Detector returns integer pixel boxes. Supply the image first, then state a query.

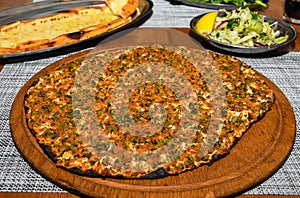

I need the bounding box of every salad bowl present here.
[190,10,297,56]
[172,0,268,10]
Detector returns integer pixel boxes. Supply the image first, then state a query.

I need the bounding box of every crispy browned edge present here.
[0,0,138,54]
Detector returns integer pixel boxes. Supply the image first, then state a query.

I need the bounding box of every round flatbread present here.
[24,46,275,178]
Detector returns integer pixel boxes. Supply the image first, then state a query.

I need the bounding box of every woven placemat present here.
[1,0,299,195]
[1,50,299,195]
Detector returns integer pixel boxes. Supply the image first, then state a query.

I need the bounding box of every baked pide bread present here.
[24,46,275,178]
[0,0,139,54]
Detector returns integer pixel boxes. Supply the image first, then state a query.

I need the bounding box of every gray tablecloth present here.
[1,0,300,195]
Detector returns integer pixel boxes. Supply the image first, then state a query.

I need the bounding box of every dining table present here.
[0,0,299,197]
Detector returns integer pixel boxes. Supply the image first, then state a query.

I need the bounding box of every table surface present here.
[0,0,299,197]
[0,0,299,70]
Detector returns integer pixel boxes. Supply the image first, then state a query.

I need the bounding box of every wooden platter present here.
[10,49,296,198]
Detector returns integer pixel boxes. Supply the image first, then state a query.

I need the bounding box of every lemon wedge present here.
[195,12,218,35]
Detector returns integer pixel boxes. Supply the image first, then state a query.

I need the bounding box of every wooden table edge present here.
[1,192,300,198]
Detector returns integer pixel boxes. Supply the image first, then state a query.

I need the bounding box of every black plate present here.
[0,0,153,62]
[171,0,268,10]
[190,12,297,56]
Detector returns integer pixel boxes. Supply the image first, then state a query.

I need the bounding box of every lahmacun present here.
[24,46,274,178]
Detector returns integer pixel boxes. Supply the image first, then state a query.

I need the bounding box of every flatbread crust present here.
[0,0,138,54]
[106,0,139,18]
[24,46,275,179]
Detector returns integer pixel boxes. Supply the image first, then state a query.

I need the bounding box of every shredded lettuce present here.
[191,0,267,7]
[208,7,289,47]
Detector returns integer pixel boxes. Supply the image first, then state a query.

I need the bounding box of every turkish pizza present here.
[24,46,275,178]
[0,0,139,54]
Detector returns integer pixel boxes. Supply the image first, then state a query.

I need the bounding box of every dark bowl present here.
[172,0,268,10]
[190,12,297,56]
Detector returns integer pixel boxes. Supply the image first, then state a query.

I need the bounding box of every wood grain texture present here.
[0,0,32,10]
[1,192,300,198]
[9,49,296,198]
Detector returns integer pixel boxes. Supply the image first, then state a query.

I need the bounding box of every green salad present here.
[208,7,289,47]
[191,0,267,7]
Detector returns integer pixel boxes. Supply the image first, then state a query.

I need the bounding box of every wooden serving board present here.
[10,50,296,198]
